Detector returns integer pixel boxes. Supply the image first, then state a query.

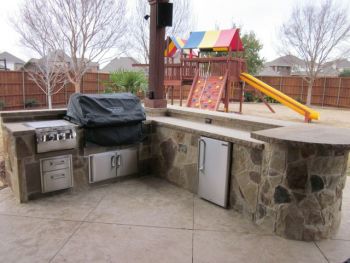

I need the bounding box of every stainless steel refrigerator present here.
[198,137,232,207]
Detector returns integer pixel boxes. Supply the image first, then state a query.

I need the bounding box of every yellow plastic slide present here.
[240,72,320,121]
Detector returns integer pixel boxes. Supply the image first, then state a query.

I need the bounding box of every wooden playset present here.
[163,28,320,122]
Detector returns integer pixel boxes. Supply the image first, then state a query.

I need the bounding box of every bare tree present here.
[15,0,127,93]
[280,0,350,105]
[129,0,194,63]
[25,51,68,109]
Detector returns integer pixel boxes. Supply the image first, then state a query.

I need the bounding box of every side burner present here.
[26,120,77,153]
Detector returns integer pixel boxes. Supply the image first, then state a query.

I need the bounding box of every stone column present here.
[252,125,350,241]
[258,143,349,241]
[144,0,168,109]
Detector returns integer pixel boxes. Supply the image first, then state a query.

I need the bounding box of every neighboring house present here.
[259,55,350,77]
[0,51,25,70]
[102,57,148,75]
[256,66,282,77]
[23,50,99,72]
[320,59,350,76]
[261,55,306,76]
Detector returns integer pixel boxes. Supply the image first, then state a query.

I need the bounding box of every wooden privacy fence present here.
[0,70,110,110]
[1,71,350,110]
[169,76,350,109]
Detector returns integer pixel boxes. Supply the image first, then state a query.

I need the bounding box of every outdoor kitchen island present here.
[1,105,350,241]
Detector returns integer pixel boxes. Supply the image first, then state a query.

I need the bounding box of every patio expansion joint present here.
[192,194,195,263]
[330,238,350,242]
[192,227,275,236]
[0,212,83,223]
[314,241,330,263]
[79,220,195,231]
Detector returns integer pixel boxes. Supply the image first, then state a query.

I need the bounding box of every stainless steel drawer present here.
[42,156,70,172]
[41,168,72,193]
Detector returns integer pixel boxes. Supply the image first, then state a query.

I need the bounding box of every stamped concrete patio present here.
[0,176,349,263]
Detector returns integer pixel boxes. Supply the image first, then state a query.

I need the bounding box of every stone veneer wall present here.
[229,145,263,219]
[152,125,199,193]
[256,143,349,241]
[3,127,88,202]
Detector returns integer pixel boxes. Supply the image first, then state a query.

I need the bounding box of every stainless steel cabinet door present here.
[198,137,232,207]
[89,151,118,183]
[117,147,138,177]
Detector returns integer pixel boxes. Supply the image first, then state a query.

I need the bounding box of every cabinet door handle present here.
[116,154,121,168]
[111,155,116,168]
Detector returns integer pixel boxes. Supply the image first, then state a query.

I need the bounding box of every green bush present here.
[105,70,148,94]
[264,96,279,104]
[244,92,254,102]
[0,100,5,110]
[25,98,38,108]
[339,69,350,77]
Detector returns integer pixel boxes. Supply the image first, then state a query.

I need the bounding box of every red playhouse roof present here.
[183,29,244,52]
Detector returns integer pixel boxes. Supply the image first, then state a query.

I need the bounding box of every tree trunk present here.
[74,82,81,93]
[306,80,314,106]
[48,94,52,109]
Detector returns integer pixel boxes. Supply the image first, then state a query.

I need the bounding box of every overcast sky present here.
[0,0,349,63]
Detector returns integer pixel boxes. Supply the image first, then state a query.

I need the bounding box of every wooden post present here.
[65,83,68,104]
[336,78,342,107]
[97,71,100,94]
[238,81,244,114]
[180,51,183,106]
[322,77,327,107]
[279,76,283,91]
[171,86,174,105]
[144,0,168,108]
[22,70,26,109]
[179,85,183,106]
[300,78,304,102]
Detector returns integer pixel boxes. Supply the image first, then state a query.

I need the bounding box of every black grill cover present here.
[65,93,146,146]
[66,93,146,127]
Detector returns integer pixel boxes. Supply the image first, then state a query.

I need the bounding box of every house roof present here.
[257,66,282,76]
[318,66,340,77]
[25,50,98,68]
[0,52,25,64]
[265,55,305,67]
[323,59,350,69]
[102,57,140,72]
[183,29,244,52]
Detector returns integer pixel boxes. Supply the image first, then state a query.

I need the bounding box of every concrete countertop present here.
[166,105,298,128]
[2,119,77,136]
[2,122,36,136]
[251,125,350,148]
[148,116,265,149]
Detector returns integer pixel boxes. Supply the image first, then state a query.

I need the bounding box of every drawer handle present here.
[50,174,66,180]
[50,160,66,166]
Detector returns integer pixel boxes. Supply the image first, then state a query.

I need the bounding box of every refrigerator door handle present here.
[198,139,206,172]
[111,155,116,168]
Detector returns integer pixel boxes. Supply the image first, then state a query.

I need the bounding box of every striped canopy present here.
[164,37,186,57]
[183,29,244,52]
